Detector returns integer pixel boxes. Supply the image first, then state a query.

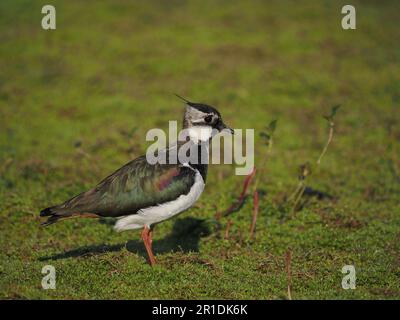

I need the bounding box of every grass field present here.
[0,0,399,299]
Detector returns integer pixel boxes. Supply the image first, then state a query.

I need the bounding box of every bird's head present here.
[177,95,234,142]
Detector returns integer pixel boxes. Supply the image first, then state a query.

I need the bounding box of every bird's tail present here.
[39,206,72,226]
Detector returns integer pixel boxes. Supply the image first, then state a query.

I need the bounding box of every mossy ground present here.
[0,0,399,299]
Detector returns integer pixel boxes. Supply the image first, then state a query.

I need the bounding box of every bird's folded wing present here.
[59,156,196,217]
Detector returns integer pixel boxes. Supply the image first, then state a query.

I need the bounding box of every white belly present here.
[114,170,205,231]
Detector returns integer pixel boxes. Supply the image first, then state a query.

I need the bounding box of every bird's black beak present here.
[217,121,234,134]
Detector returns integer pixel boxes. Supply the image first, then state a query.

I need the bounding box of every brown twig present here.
[215,167,256,219]
[247,124,275,237]
[238,227,244,246]
[224,219,232,239]
[249,190,259,240]
[285,249,293,300]
[215,120,276,241]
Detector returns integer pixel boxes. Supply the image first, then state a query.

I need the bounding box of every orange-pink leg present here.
[141,226,156,266]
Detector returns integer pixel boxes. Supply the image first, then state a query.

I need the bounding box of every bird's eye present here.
[204,115,213,123]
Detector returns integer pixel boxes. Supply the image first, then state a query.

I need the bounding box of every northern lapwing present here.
[40,97,233,265]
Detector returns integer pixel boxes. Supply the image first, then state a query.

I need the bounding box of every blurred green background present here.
[0,0,399,299]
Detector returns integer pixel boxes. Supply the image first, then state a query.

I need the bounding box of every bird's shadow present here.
[39,217,211,262]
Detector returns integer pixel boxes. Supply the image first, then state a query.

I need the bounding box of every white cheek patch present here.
[191,118,205,124]
[188,126,213,142]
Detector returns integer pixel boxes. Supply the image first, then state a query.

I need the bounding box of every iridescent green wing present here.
[61,156,196,217]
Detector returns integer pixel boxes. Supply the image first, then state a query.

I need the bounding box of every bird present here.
[40,96,233,265]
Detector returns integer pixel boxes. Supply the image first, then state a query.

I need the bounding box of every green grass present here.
[1,0,399,299]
